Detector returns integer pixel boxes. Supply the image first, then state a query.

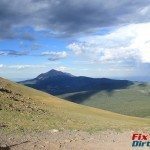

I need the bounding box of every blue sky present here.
[0,0,150,81]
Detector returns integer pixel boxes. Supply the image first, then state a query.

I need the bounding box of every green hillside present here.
[60,83,150,118]
[0,78,150,134]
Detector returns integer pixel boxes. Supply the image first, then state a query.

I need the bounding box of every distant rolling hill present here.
[60,83,150,118]
[20,69,133,95]
[1,77,150,134]
[20,70,150,118]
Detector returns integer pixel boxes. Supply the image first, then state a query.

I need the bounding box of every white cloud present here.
[0,51,7,56]
[8,65,48,70]
[0,50,28,56]
[68,22,150,64]
[0,64,48,70]
[67,43,86,55]
[140,6,150,16]
[0,64,4,68]
[41,51,67,61]
[56,66,69,71]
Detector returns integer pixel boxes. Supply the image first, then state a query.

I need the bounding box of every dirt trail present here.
[0,130,149,150]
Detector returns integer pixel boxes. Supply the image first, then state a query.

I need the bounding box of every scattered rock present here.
[41,145,45,148]
[0,145,10,150]
[59,142,62,148]
[65,139,73,143]
[10,96,19,101]
[0,131,134,150]
[33,144,37,148]
[0,124,8,128]
[50,129,59,133]
[0,87,12,94]
[0,144,7,147]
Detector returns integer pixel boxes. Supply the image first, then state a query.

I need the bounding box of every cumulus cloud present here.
[68,23,150,64]
[0,0,150,39]
[67,43,86,55]
[41,51,67,61]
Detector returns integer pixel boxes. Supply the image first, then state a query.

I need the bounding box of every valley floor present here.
[0,130,149,150]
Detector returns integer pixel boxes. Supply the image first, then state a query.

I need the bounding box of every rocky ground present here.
[1,130,149,150]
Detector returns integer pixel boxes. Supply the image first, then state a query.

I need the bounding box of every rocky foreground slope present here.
[0,77,150,149]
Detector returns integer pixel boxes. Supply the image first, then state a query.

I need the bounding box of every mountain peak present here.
[48,69,73,76]
[36,69,74,80]
[49,69,62,73]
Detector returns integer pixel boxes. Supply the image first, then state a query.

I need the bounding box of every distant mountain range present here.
[20,69,133,95]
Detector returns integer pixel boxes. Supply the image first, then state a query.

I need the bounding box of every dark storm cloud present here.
[0,0,150,39]
[0,0,28,39]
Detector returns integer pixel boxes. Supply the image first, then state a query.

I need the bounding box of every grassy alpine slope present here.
[60,83,150,118]
[0,77,150,134]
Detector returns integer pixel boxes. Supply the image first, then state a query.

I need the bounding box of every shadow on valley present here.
[62,90,101,103]
[138,83,147,87]
[60,83,133,104]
